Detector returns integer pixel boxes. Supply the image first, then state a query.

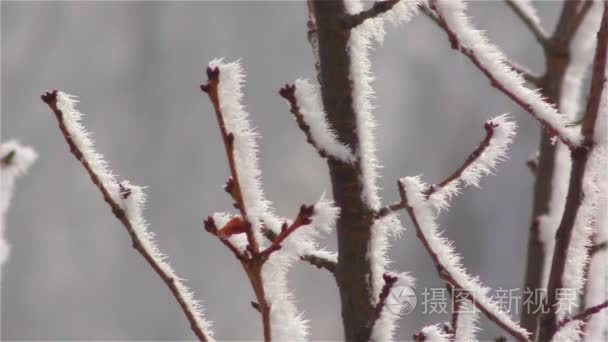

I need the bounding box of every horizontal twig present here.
[262,220,336,274]
[342,0,400,29]
[558,300,608,327]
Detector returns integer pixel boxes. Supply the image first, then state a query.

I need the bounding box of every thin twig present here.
[279,84,328,158]
[558,300,608,327]
[201,66,260,254]
[204,217,246,260]
[41,91,212,342]
[201,67,271,341]
[365,273,399,339]
[377,119,497,218]
[427,0,578,149]
[449,287,462,340]
[300,254,337,274]
[401,182,530,341]
[262,221,336,274]
[342,0,400,29]
[504,0,548,45]
[260,205,314,260]
[504,60,544,86]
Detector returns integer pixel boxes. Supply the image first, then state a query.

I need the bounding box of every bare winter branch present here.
[504,60,544,86]
[41,91,213,342]
[540,3,608,340]
[400,180,530,341]
[201,66,260,254]
[261,204,314,260]
[342,0,400,29]
[262,225,337,274]
[377,115,512,218]
[558,300,608,327]
[365,273,399,339]
[504,0,548,45]
[428,0,582,149]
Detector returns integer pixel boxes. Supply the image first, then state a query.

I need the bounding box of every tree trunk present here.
[313,1,376,340]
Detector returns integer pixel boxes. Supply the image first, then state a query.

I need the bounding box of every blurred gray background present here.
[1,1,567,340]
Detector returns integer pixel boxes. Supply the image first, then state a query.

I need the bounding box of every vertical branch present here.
[201,67,259,254]
[539,3,608,340]
[312,1,377,340]
[201,67,271,341]
[521,0,599,333]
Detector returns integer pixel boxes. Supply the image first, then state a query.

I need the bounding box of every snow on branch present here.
[343,0,421,44]
[413,324,452,342]
[558,147,606,318]
[279,80,355,163]
[551,320,584,342]
[428,0,583,149]
[453,299,480,342]
[400,176,530,341]
[40,91,214,342]
[504,0,547,44]
[365,272,399,341]
[201,59,349,341]
[558,300,608,330]
[370,271,416,341]
[537,3,604,289]
[378,114,516,218]
[200,60,267,251]
[342,3,412,337]
[586,166,608,341]
[201,60,340,266]
[1,141,37,267]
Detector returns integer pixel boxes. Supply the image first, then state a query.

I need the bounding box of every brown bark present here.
[520,1,595,334]
[539,3,608,340]
[312,1,377,340]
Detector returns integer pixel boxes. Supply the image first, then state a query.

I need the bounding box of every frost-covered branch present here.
[1,141,37,268]
[413,324,452,342]
[378,114,516,218]
[428,0,582,149]
[40,91,214,342]
[558,300,608,328]
[504,60,543,86]
[453,298,480,342]
[384,115,525,340]
[261,204,314,259]
[342,0,400,29]
[200,65,261,254]
[365,273,398,340]
[400,176,530,341]
[201,59,343,341]
[261,220,337,274]
[279,81,355,163]
[540,4,608,340]
[504,0,547,45]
